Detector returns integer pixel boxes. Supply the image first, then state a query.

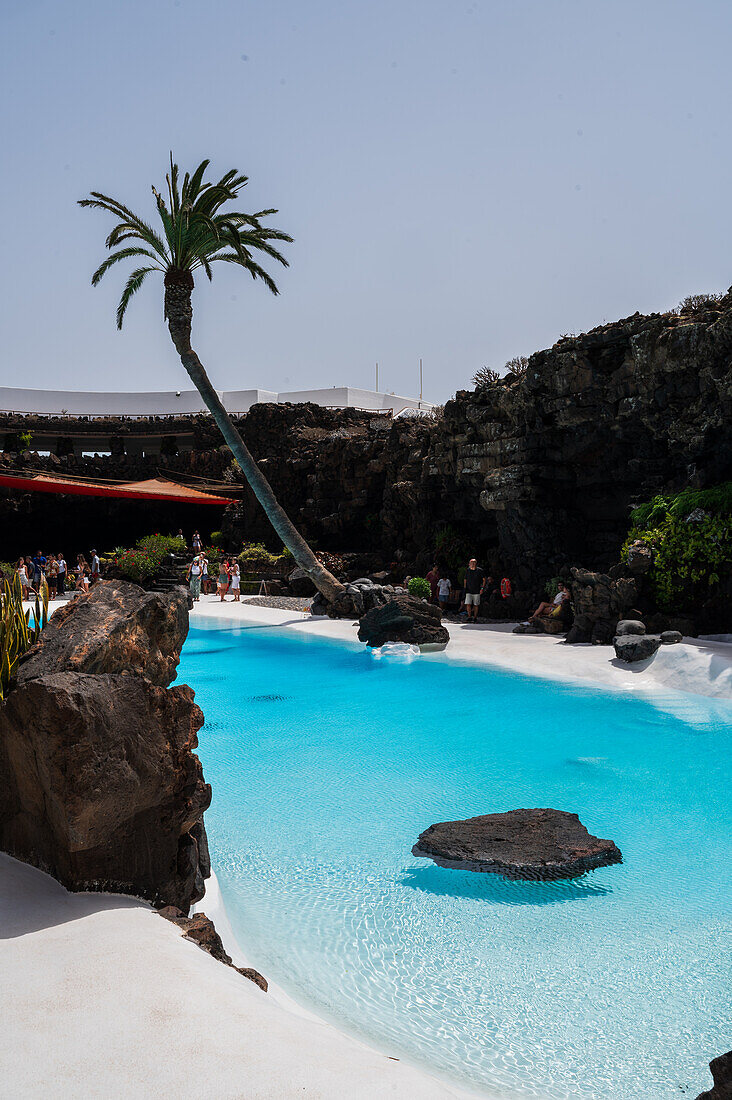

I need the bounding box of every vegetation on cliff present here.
[622,484,732,611]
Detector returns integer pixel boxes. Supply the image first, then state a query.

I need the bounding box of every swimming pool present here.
[179,620,732,1100]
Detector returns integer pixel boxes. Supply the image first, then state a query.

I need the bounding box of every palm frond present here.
[92,247,163,285]
[80,158,292,315]
[115,266,157,328]
[211,253,280,295]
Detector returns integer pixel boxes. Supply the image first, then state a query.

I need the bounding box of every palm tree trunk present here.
[164,271,345,604]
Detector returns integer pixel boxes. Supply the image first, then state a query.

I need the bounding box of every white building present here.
[0,386,433,419]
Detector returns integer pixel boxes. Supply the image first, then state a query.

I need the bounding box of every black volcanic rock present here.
[358,595,449,648]
[18,579,188,688]
[0,585,210,910]
[613,634,662,662]
[412,808,622,880]
[696,1051,732,1100]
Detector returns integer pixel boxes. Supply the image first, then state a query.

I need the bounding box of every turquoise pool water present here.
[179,621,732,1100]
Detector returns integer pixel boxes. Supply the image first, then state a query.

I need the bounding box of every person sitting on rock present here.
[530,583,570,623]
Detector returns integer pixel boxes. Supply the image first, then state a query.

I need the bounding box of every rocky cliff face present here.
[2,297,730,598]
[224,299,731,590]
[0,582,210,910]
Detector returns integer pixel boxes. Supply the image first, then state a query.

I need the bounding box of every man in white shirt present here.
[90,550,101,585]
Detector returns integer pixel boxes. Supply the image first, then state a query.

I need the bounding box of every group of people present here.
[186,553,241,603]
[15,549,101,599]
[424,559,514,620]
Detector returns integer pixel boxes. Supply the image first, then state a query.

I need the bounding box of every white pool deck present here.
[3,595,730,1099]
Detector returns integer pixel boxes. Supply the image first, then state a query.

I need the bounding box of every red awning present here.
[0,471,232,505]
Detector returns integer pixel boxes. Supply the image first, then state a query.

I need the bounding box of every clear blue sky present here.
[2,0,731,403]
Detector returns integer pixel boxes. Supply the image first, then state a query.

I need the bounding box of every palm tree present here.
[79,157,345,604]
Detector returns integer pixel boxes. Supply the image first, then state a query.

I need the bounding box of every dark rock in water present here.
[358,594,449,648]
[161,909,268,992]
[696,1050,732,1100]
[413,807,622,880]
[615,619,646,636]
[0,585,210,911]
[613,633,662,662]
[18,579,188,688]
[661,630,683,644]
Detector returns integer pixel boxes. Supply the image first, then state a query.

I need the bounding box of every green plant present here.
[209,530,224,546]
[18,430,32,450]
[544,576,562,599]
[408,576,431,599]
[622,483,732,610]
[1,574,48,701]
[238,541,279,567]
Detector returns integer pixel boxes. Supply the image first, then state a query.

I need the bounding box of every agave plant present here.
[0,574,49,701]
[79,157,345,605]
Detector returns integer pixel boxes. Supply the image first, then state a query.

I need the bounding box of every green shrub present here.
[622,484,732,610]
[238,541,278,567]
[544,576,562,599]
[408,576,431,599]
[209,530,224,545]
[136,533,184,555]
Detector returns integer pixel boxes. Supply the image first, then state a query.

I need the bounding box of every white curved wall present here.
[0,386,432,417]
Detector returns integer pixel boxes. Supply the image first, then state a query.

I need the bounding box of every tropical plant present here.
[621,484,732,610]
[79,157,344,605]
[18,430,33,450]
[407,576,431,599]
[0,573,49,701]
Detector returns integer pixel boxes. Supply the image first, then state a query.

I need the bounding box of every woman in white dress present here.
[16,557,30,598]
[229,561,241,602]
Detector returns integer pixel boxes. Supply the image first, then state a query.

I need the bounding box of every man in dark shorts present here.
[463,558,485,621]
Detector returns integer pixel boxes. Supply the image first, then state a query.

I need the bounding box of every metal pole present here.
[419,358,423,405]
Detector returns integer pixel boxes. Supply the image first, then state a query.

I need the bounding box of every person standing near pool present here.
[218,558,230,602]
[89,549,101,585]
[229,560,241,602]
[31,549,46,592]
[187,554,202,601]
[426,562,440,603]
[463,558,485,621]
[437,572,452,610]
[56,552,67,597]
